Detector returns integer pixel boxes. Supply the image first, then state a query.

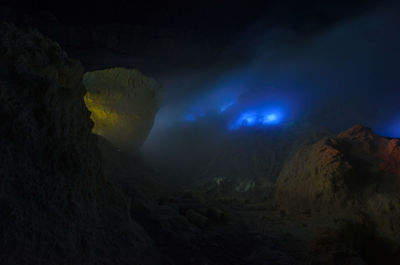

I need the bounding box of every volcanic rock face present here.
[275,125,400,238]
[83,67,162,148]
[0,24,151,265]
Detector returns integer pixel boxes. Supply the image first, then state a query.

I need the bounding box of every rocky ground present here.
[103,126,400,264]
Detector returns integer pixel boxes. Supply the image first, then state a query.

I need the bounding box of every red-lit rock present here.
[337,125,400,179]
[380,139,400,178]
[275,125,400,238]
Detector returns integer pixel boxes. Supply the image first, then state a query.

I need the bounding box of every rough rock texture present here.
[337,126,400,179]
[0,24,152,265]
[275,125,400,239]
[83,67,162,148]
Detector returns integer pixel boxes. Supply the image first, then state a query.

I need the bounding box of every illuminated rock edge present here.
[83,67,162,148]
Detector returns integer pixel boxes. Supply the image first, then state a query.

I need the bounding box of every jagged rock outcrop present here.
[275,125,400,238]
[83,67,162,148]
[0,24,152,265]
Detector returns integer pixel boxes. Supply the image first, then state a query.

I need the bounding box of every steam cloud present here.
[145,1,400,149]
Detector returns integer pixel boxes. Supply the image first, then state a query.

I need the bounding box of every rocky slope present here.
[0,23,153,265]
[84,67,162,148]
[275,125,400,239]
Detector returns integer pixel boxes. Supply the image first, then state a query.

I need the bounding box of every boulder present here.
[275,125,400,238]
[83,67,162,148]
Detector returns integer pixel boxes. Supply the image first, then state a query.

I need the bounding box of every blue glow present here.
[229,108,285,130]
[177,66,297,130]
[377,119,400,138]
[219,100,236,113]
[240,112,257,125]
[263,113,279,124]
[185,113,196,122]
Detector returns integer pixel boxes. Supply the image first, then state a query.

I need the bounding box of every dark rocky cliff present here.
[0,23,152,265]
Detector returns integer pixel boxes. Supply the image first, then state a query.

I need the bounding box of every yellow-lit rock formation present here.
[83,67,162,148]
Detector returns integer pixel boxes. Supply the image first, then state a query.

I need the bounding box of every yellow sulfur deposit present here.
[83,68,162,148]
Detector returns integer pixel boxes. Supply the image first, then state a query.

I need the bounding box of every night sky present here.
[6,0,382,32]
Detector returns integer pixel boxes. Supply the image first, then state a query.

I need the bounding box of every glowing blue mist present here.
[144,4,400,151]
[377,118,400,138]
[184,107,207,122]
[184,113,197,122]
[219,100,236,113]
[228,105,285,130]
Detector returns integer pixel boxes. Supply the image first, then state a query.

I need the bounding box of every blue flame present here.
[229,108,285,130]
[262,113,280,124]
[238,112,257,125]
